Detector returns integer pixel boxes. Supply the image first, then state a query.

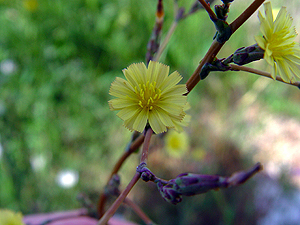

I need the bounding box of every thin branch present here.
[185,39,223,93]
[97,134,144,217]
[98,129,153,224]
[230,0,265,33]
[230,64,300,88]
[154,0,217,61]
[198,0,218,21]
[97,172,141,225]
[146,0,164,64]
[109,134,145,180]
[185,0,265,94]
[153,20,178,61]
[124,198,154,225]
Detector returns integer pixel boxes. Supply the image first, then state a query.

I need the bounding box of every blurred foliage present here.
[0,0,300,224]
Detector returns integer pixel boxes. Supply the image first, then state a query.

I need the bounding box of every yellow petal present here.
[159,71,183,91]
[254,36,266,50]
[148,110,167,134]
[109,98,137,110]
[133,108,148,133]
[109,77,136,99]
[156,108,175,128]
[117,106,141,120]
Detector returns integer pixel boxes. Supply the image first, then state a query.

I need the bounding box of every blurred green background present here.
[1,0,300,224]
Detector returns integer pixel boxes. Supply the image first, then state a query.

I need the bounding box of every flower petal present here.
[159,71,183,93]
[109,98,137,110]
[109,77,136,99]
[117,106,141,121]
[148,109,167,134]
[133,108,148,133]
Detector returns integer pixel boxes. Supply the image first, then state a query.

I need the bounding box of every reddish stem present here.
[97,134,144,217]
[97,172,141,225]
[198,0,218,21]
[140,128,153,164]
[185,0,265,94]
[124,198,154,225]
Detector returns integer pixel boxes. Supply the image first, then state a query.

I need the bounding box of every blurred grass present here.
[0,0,300,224]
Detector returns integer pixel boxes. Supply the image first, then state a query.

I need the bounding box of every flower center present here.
[135,81,161,111]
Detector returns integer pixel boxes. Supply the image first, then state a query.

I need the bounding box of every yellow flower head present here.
[0,209,25,225]
[109,61,188,134]
[255,2,300,82]
[165,130,189,158]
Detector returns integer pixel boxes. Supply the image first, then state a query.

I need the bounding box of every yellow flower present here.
[255,2,300,82]
[109,61,188,134]
[0,209,25,225]
[165,130,189,158]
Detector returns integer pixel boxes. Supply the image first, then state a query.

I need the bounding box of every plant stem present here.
[97,172,141,225]
[109,134,145,180]
[153,0,180,62]
[97,134,145,217]
[124,198,154,225]
[140,128,153,164]
[146,0,164,63]
[185,39,223,93]
[185,0,265,94]
[230,64,300,88]
[198,0,217,21]
[153,21,178,62]
[98,129,153,224]
[230,0,265,33]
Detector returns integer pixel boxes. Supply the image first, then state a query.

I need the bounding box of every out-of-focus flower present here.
[0,59,17,76]
[30,154,47,172]
[109,61,189,134]
[0,209,25,225]
[255,2,300,82]
[165,130,189,158]
[23,0,38,12]
[56,170,79,189]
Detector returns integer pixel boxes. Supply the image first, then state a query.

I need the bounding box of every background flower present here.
[0,209,25,225]
[255,2,300,82]
[165,130,189,158]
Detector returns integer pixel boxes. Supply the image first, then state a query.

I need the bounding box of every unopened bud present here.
[233,44,264,65]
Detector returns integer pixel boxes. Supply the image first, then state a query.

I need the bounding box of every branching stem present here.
[97,172,141,225]
[124,198,154,225]
[185,0,265,94]
[98,129,153,224]
[97,134,145,217]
